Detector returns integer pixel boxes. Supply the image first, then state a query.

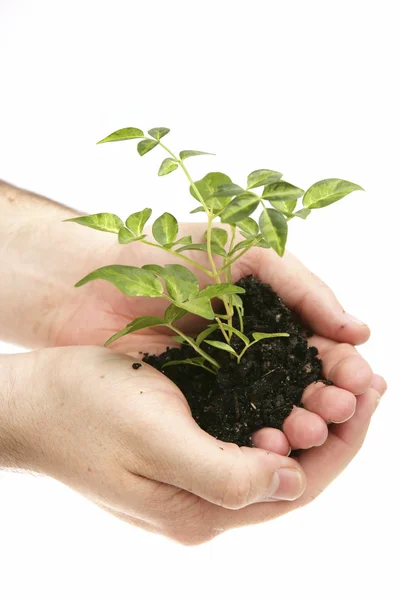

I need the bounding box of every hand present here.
[51,223,377,455]
[0,346,386,545]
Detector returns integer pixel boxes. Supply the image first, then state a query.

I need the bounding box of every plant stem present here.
[216,235,262,276]
[215,317,231,344]
[140,239,213,277]
[168,325,220,369]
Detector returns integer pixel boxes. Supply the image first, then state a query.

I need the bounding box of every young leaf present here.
[190,206,206,214]
[158,158,179,176]
[213,183,245,198]
[247,169,282,189]
[252,332,290,340]
[162,356,217,374]
[262,181,304,202]
[148,127,170,140]
[197,284,245,299]
[171,335,195,344]
[231,293,243,313]
[104,316,165,346]
[164,304,187,323]
[179,150,215,160]
[205,227,228,249]
[126,208,152,236]
[204,340,238,356]
[220,324,250,345]
[189,172,232,209]
[137,139,159,156]
[142,263,199,302]
[64,213,123,234]
[175,297,214,320]
[171,235,192,246]
[97,128,144,144]
[303,179,364,209]
[229,239,254,255]
[259,208,288,257]
[196,324,219,346]
[175,243,227,257]
[75,265,164,297]
[118,226,136,244]
[220,193,260,224]
[237,217,259,235]
[152,212,178,245]
[287,208,311,220]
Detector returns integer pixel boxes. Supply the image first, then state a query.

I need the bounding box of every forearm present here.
[0,181,113,347]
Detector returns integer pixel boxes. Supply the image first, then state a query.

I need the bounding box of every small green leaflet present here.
[197,284,245,299]
[137,139,159,156]
[143,263,199,303]
[247,169,283,189]
[162,356,215,373]
[220,192,260,224]
[75,265,164,297]
[175,242,227,258]
[179,150,215,160]
[97,128,144,144]
[287,208,311,221]
[303,179,364,209]
[189,172,232,210]
[171,335,194,344]
[262,181,304,215]
[252,332,290,340]
[104,316,165,346]
[126,208,152,236]
[204,340,238,356]
[190,206,205,214]
[205,227,228,250]
[175,296,214,320]
[237,217,259,235]
[152,212,178,245]
[158,158,179,176]
[164,304,187,323]
[219,324,250,345]
[118,226,136,244]
[171,235,192,247]
[195,324,219,346]
[229,239,254,255]
[148,127,170,140]
[64,213,123,234]
[213,183,245,198]
[259,208,288,257]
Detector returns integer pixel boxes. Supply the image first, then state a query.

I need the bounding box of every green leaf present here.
[64,213,124,234]
[190,206,206,214]
[197,284,245,299]
[303,179,364,209]
[189,172,232,210]
[126,208,152,236]
[179,150,215,160]
[287,208,311,221]
[205,227,228,249]
[137,139,159,156]
[164,304,188,323]
[220,324,250,345]
[247,169,283,189]
[229,239,254,255]
[259,208,288,257]
[118,226,136,244]
[214,183,245,198]
[158,158,179,176]
[142,264,199,302]
[262,181,304,214]
[196,324,219,346]
[252,332,290,340]
[75,265,164,297]
[171,335,194,344]
[97,128,144,144]
[175,297,214,320]
[220,193,260,224]
[162,356,216,373]
[172,235,192,246]
[204,340,238,356]
[148,127,170,140]
[152,212,178,245]
[175,243,227,257]
[237,217,259,235]
[104,316,165,346]
[231,293,243,313]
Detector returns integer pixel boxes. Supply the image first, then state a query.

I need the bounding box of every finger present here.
[317,341,373,394]
[244,249,370,345]
[370,373,387,396]
[282,406,328,450]
[251,428,291,456]
[302,381,357,424]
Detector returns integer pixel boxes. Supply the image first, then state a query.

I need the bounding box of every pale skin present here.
[0,180,387,545]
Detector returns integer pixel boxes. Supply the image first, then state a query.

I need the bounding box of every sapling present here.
[66,126,363,375]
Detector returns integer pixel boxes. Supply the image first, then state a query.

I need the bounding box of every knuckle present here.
[215,456,253,510]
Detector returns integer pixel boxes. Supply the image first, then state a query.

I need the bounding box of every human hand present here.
[0,346,385,545]
[52,223,376,455]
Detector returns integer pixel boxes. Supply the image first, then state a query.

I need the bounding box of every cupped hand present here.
[11,346,385,546]
[52,223,376,456]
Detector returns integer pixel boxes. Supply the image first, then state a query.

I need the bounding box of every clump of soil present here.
[145,276,328,447]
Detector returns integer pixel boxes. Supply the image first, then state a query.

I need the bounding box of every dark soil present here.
[144,275,329,447]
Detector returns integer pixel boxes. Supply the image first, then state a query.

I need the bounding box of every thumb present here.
[127,379,307,509]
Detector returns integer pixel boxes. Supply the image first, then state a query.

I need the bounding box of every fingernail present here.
[267,469,306,501]
[346,313,367,326]
[286,446,292,457]
[374,392,381,411]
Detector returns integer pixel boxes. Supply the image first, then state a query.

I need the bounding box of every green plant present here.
[65,126,363,373]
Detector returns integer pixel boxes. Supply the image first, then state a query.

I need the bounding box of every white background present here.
[0,1,399,598]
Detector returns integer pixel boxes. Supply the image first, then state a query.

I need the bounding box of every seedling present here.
[66,126,363,374]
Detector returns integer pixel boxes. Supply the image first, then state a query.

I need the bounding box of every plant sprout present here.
[65,126,363,373]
